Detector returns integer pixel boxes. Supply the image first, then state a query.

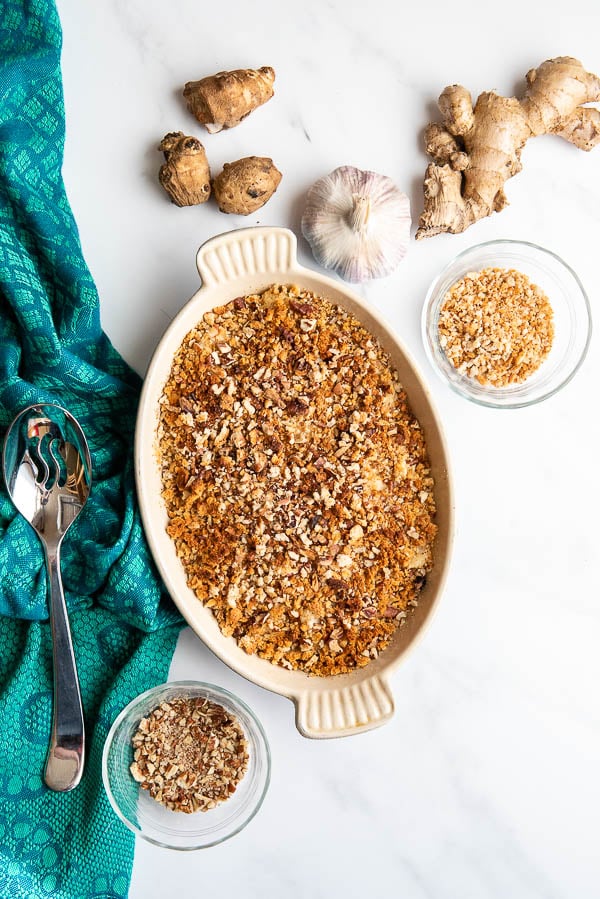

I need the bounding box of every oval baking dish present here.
[135,226,453,739]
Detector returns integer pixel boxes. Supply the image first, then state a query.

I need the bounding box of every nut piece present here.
[158,131,211,207]
[213,156,282,215]
[183,66,275,133]
[129,696,249,814]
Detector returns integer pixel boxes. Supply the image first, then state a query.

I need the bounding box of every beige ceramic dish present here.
[135,226,453,739]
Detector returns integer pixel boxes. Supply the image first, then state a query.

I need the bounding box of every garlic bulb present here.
[301,166,411,283]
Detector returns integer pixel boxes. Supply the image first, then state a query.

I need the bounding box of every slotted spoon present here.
[3,403,91,791]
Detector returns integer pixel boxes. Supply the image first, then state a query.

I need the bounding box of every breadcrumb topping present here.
[158,284,437,676]
[437,267,554,386]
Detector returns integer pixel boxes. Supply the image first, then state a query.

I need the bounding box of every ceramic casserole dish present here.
[135,226,453,739]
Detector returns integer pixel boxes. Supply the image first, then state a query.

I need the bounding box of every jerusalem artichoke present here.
[183,67,275,133]
[416,56,600,239]
[213,156,282,215]
[158,132,211,206]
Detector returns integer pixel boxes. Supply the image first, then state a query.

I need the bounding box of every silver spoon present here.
[3,403,91,791]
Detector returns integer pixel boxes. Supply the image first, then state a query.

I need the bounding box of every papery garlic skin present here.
[301,166,411,283]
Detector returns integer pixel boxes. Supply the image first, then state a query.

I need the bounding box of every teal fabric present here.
[0,1,183,896]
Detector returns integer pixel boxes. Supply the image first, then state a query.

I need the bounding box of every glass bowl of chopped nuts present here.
[102,681,271,850]
[422,240,592,408]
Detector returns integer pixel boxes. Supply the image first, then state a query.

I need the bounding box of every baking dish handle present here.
[295,674,394,739]
[196,226,299,287]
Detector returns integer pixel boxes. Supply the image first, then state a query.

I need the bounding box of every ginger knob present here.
[417,56,600,238]
[158,132,211,206]
[183,67,275,133]
[213,156,282,215]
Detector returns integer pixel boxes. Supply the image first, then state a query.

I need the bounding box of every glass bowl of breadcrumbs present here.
[422,240,591,408]
[102,681,270,850]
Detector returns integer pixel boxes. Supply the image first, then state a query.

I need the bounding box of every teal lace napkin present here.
[0,1,183,896]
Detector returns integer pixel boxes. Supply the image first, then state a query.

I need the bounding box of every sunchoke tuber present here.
[158,132,211,206]
[416,56,600,239]
[213,156,282,215]
[183,67,275,133]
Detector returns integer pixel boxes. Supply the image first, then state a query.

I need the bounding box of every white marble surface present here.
[57,3,600,897]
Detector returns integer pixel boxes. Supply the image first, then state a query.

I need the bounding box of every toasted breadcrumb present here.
[438,267,554,386]
[158,284,437,676]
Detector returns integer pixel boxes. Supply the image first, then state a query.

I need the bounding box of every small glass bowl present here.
[422,240,592,408]
[102,681,271,850]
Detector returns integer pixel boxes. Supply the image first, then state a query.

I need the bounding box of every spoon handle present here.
[44,547,85,792]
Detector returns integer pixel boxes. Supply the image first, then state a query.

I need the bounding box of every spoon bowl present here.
[3,403,91,791]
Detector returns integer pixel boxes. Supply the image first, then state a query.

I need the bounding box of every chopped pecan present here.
[326,577,347,592]
[289,300,314,315]
[179,396,195,412]
[286,397,308,415]
[129,696,248,814]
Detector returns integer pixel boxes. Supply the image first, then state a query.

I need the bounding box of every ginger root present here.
[213,156,282,215]
[158,132,211,206]
[416,56,600,239]
[183,67,275,133]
